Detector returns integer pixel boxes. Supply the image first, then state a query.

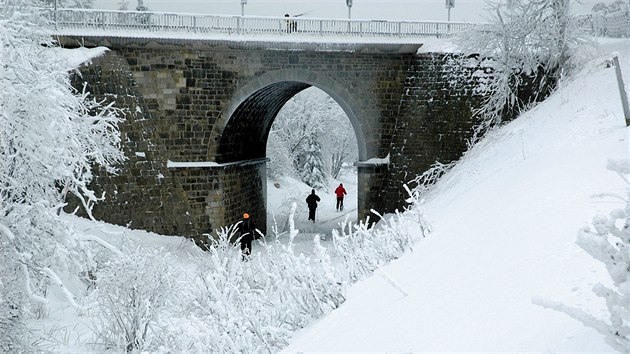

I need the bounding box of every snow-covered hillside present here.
[20,38,629,353]
[282,38,630,353]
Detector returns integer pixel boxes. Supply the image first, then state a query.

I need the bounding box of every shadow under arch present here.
[210,69,371,163]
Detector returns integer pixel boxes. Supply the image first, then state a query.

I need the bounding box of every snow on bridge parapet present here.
[45,8,474,41]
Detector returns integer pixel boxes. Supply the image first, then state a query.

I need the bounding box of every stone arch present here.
[209,69,372,163]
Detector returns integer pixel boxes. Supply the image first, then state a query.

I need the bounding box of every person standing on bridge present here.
[334,183,347,212]
[284,13,297,33]
[238,213,256,260]
[306,189,321,223]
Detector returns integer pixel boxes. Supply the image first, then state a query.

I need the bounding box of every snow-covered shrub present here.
[332,209,430,282]
[92,247,178,352]
[408,160,458,201]
[269,194,308,233]
[162,215,344,353]
[458,0,576,141]
[0,0,124,332]
[0,233,30,353]
[534,159,630,352]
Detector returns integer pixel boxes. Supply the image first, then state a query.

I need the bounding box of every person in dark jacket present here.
[238,213,255,259]
[334,183,347,212]
[305,189,321,222]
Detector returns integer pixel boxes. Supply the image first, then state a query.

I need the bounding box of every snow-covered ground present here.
[282,38,630,353]
[28,37,630,353]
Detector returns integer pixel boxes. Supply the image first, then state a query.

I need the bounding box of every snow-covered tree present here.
[458,0,575,142]
[592,2,609,12]
[136,0,149,11]
[117,0,130,10]
[267,87,357,180]
[0,1,124,348]
[593,0,629,13]
[40,0,94,8]
[300,134,328,190]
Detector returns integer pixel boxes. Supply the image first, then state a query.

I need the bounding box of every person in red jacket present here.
[334,183,347,212]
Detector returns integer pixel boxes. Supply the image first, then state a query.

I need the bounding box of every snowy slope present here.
[282,38,630,353]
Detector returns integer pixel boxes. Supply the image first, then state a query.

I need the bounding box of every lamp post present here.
[445,0,454,22]
[346,0,352,19]
[241,0,247,16]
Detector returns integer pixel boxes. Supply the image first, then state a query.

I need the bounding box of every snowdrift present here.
[282,38,630,353]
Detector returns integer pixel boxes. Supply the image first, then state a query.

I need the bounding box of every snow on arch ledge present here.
[166,158,269,169]
[354,153,390,167]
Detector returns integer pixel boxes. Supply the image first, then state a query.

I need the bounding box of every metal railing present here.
[576,10,630,37]
[44,8,474,38]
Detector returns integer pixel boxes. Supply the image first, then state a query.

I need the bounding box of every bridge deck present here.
[45,8,474,42]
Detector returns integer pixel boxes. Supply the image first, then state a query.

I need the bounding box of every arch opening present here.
[216,81,311,163]
[214,78,362,238]
[266,87,359,238]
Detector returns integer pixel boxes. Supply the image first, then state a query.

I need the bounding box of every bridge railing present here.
[44,8,474,38]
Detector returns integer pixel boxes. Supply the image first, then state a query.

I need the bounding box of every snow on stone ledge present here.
[167,158,269,168]
[415,37,460,53]
[52,46,110,70]
[167,160,221,168]
[355,153,390,167]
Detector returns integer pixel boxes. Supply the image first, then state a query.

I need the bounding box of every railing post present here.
[612,56,630,126]
[319,20,323,36]
[193,16,197,33]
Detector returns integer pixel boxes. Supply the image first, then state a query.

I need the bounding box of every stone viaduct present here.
[59,35,484,244]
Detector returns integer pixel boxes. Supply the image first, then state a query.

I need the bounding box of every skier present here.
[306,189,321,222]
[334,183,347,212]
[238,213,255,260]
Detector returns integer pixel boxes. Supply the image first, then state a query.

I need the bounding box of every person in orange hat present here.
[238,213,255,260]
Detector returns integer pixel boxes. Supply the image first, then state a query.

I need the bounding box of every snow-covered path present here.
[265,172,358,256]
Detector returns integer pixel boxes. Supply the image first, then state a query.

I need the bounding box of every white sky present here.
[92,0,601,22]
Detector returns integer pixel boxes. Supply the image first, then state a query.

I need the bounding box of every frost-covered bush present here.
[0,235,30,353]
[0,0,124,334]
[333,208,430,282]
[161,216,344,353]
[458,0,575,141]
[534,159,630,352]
[572,160,630,351]
[92,247,178,352]
[408,160,458,201]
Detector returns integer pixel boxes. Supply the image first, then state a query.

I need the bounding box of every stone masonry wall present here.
[67,53,197,237]
[170,160,267,244]
[376,53,486,213]
[62,37,492,242]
